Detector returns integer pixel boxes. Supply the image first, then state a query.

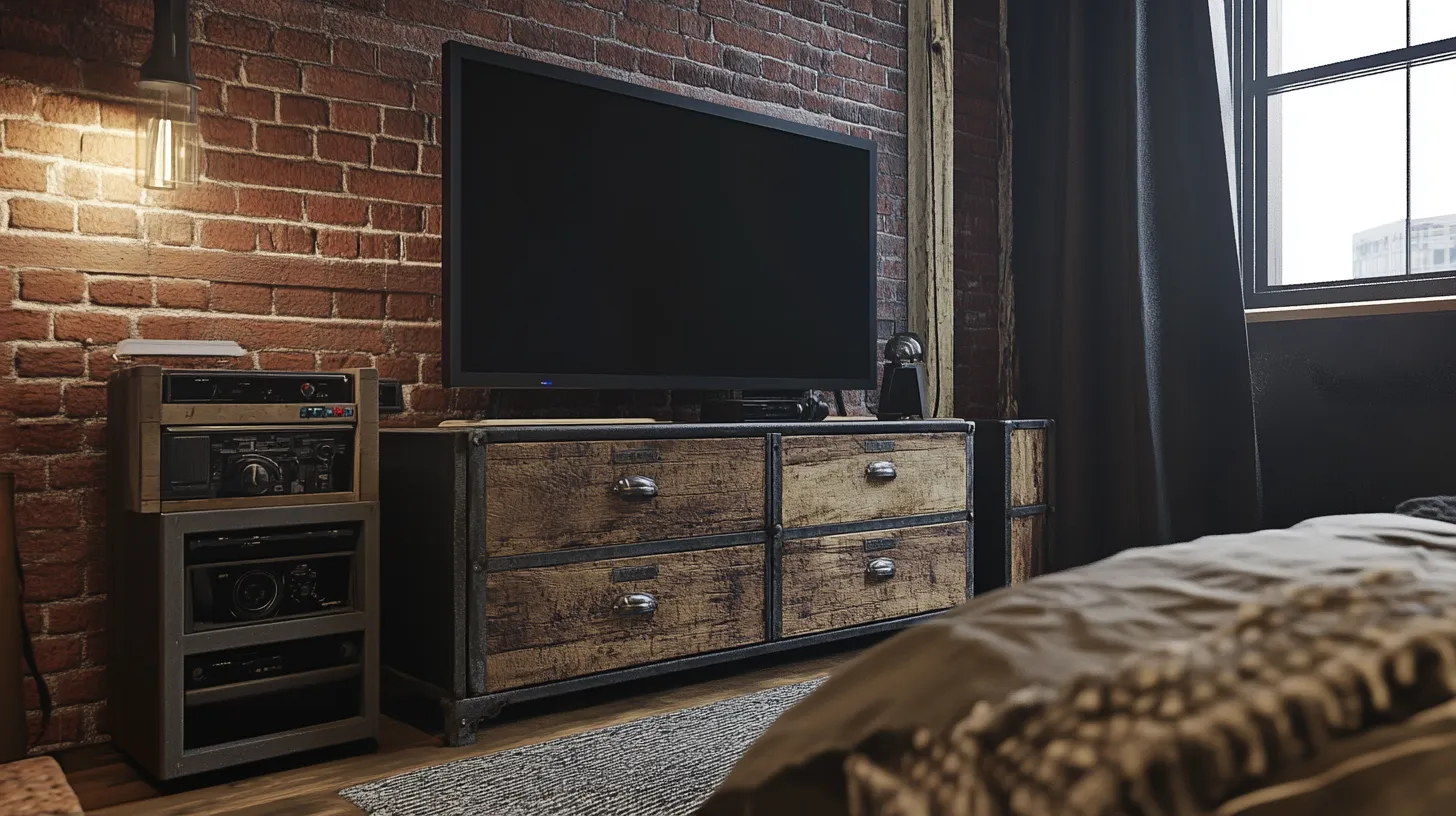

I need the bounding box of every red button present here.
[333,406,345,416]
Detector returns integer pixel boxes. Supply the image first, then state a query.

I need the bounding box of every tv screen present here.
[443,43,878,391]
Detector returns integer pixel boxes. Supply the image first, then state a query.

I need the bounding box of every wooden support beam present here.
[996,0,1017,419]
[908,0,955,418]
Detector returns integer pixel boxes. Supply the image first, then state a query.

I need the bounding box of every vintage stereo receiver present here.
[107,366,378,513]
[186,524,359,629]
[164,371,355,404]
[162,426,354,500]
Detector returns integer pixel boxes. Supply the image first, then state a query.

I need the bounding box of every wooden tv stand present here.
[378,420,973,745]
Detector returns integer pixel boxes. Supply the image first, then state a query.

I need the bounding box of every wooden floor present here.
[59,648,858,815]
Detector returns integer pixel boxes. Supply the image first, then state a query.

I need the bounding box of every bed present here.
[698,512,1456,815]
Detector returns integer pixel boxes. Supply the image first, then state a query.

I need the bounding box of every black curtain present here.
[1010,0,1261,570]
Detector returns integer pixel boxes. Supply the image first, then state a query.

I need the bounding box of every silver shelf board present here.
[182,612,368,655]
[183,664,363,707]
[174,716,375,778]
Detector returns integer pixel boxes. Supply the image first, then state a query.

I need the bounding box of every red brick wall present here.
[0,0,965,750]
[953,0,1001,419]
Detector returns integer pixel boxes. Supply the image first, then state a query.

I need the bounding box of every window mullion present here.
[1260,35,1456,94]
[1406,64,1412,278]
[1407,0,1412,279]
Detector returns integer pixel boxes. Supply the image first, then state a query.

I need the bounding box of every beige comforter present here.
[699,513,1456,815]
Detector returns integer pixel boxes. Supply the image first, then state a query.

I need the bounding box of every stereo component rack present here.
[106,366,381,779]
[107,503,379,779]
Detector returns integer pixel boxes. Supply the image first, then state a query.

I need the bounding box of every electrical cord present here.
[8,502,50,747]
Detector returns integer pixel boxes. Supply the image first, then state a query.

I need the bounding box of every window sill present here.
[1245,295,1456,323]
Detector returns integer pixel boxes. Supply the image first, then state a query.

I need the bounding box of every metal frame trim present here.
[475,419,970,444]
[449,433,470,699]
[998,419,1050,430]
[1044,419,1057,570]
[782,511,969,542]
[1001,424,1013,587]
[767,433,784,640]
[466,431,488,695]
[161,513,185,774]
[964,424,975,596]
[485,530,769,572]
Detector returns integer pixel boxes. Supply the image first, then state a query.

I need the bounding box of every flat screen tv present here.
[443,42,878,391]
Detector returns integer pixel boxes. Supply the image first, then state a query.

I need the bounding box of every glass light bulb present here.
[136,79,199,189]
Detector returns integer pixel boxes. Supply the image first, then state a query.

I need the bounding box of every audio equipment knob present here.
[316,444,333,460]
[300,382,315,398]
[239,462,273,495]
[232,570,280,618]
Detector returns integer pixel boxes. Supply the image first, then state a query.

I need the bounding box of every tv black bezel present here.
[442,41,880,391]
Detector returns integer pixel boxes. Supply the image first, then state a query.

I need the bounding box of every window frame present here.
[1235,0,1456,308]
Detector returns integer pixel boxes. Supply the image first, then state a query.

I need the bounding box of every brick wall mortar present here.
[0,0,998,750]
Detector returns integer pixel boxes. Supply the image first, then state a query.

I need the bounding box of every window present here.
[1236,1,1456,307]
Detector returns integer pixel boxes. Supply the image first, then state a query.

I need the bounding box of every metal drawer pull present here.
[866,558,897,580]
[614,592,658,614]
[613,475,659,499]
[865,461,898,481]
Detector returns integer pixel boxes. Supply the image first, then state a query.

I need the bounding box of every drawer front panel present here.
[781,522,966,637]
[483,544,766,691]
[1009,427,1047,507]
[1011,514,1047,585]
[780,433,967,528]
[484,438,766,558]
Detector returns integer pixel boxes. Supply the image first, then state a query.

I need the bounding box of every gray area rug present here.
[341,678,825,816]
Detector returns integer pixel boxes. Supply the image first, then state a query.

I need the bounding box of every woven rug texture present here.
[340,678,825,816]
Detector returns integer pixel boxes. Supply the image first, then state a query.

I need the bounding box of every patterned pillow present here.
[843,569,1456,816]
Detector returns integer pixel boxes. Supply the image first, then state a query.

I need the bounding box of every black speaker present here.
[876,332,930,420]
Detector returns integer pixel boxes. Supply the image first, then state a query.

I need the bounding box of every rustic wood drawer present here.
[1009,427,1047,507]
[1011,514,1046,585]
[484,438,766,558]
[483,544,766,691]
[780,433,967,528]
[781,522,967,637]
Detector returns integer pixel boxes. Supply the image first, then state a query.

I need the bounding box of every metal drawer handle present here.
[865,461,898,481]
[613,475,659,500]
[614,592,658,614]
[866,558,897,580]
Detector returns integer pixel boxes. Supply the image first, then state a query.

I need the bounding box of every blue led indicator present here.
[541,380,553,386]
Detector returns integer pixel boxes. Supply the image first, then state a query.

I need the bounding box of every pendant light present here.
[136,0,200,189]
